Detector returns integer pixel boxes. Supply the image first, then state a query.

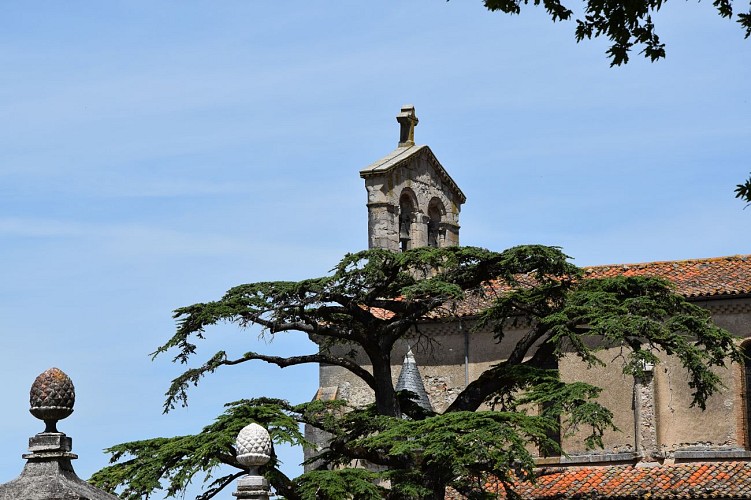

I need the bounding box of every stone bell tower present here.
[359,106,465,251]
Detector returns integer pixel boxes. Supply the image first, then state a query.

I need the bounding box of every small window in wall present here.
[399,193,415,252]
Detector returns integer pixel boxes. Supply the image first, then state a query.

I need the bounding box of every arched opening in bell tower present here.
[399,190,418,252]
[427,198,445,248]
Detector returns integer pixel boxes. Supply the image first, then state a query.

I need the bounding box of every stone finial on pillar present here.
[29,367,75,433]
[396,105,418,147]
[233,423,272,500]
[0,367,119,499]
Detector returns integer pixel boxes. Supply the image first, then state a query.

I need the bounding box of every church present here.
[311,106,751,498]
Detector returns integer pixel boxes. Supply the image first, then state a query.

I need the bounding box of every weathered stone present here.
[0,368,118,500]
[0,455,118,500]
[29,367,74,433]
[233,424,272,500]
[635,370,660,462]
[360,106,464,251]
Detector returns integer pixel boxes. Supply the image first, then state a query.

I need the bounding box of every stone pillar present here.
[410,213,430,249]
[440,222,460,247]
[0,367,119,499]
[635,367,660,463]
[234,423,272,500]
[367,202,399,250]
[234,476,270,500]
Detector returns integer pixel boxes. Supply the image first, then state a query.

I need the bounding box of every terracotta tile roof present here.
[367,255,751,321]
[584,255,751,299]
[446,462,751,499]
[451,254,751,318]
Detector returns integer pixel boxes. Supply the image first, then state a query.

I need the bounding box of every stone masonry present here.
[359,106,465,251]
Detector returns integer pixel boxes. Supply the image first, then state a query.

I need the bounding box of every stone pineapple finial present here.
[234,423,272,499]
[0,367,119,499]
[29,367,75,433]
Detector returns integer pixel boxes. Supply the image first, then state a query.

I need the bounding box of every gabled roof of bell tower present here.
[359,106,466,204]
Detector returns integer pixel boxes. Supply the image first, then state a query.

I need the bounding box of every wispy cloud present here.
[0,217,86,238]
[0,217,245,255]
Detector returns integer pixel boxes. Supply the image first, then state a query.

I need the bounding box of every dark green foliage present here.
[295,469,384,499]
[358,411,553,497]
[480,0,751,65]
[91,399,305,500]
[94,245,740,499]
[736,174,751,205]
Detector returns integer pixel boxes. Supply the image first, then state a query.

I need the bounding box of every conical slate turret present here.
[395,348,433,413]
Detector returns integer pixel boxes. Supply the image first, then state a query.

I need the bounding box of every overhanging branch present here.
[164,349,377,411]
[225,351,377,390]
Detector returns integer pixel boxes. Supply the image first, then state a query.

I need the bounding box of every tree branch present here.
[266,466,302,500]
[196,471,244,500]
[224,351,377,390]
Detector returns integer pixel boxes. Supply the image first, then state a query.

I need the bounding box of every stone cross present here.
[397,105,418,147]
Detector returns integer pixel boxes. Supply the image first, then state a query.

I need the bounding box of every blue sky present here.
[0,1,749,497]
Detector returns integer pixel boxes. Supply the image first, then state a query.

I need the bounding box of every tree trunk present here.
[371,354,399,417]
[428,486,446,500]
[425,475,447,500]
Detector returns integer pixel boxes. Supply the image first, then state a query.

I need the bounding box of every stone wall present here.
[314,297,751,465]
[363,147,462,250]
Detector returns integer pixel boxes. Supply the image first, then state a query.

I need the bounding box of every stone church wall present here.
[559,347,637,456]
[655,356,738,454]
[317,298,751,464]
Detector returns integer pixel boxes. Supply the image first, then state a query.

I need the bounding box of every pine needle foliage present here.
[90,398,305,500]
[91,245,741,499]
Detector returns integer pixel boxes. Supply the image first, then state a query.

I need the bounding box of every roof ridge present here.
[586,254,751,270]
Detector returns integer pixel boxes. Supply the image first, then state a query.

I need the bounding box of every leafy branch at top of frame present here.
[736,174,751,206]
[481,0,751,66]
